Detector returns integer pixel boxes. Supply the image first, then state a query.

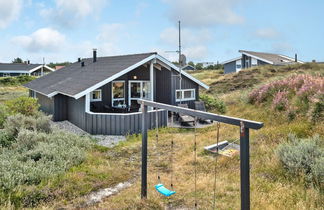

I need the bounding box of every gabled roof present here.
[239,50,304,65]
[221,57,241,65]
[24,52,209,99]
[0,63,54,73]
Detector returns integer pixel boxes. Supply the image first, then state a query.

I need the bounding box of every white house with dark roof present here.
[221,50,304,74]
[24,50,209,135]
[0,62,54,77]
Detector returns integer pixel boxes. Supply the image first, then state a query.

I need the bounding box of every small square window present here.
[90,89,102,102]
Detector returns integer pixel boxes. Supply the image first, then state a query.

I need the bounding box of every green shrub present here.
[310,157,324,191]
[5,96,39,116]
[199,94,226,114]
[16,75,34,84]
[0,105,9,128]
[4,114,52,138]
[0,77,17,85]
[0,75,35,86]
[0,130,93,199]
[0,131,14,148]
[276,134,324,190]
[307,93,324,123]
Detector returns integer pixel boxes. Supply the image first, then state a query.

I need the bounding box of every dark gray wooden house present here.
[0,63,54,77]
[24,51,209,135]
[222,50,304,74]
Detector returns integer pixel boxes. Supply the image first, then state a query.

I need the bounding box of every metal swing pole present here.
[141,102,148,198]
[240,122,250,210]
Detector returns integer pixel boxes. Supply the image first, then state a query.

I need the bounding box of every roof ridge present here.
[239,50,285,57]
[81,52,157,61]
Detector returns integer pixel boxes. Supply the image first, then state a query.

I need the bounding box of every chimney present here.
[81,61,85,67]
[78,58,81,62]
[295,54,297,62]
[93,49,97,62]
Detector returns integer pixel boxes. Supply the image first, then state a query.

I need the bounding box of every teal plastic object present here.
[155,184,176,196]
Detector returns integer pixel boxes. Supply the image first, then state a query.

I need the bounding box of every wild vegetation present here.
[0,75,35,86]
[0,63,323,209]
[249,74,323,122]
[0,98,136,208]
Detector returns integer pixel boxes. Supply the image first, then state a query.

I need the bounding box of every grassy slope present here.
[89,64,323,209]
[190,63,324,96]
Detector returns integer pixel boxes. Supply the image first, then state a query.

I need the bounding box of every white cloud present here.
[97,23,124,42]
[183,45,208,60]
[40,0,109,27]
[255,28,280,39]
[163,0,244,27]
[0,0,22,29]
[12,28,66,52]
[95,23,126,55]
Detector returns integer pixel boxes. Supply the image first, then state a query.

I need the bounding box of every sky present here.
[0,0,323,64]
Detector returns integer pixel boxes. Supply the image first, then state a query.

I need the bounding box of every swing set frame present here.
[138,99,263,210]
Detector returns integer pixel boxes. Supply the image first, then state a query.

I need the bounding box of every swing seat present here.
[155,184,176,196]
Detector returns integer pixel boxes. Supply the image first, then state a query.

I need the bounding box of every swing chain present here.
[194,117,198,208]
[170,112,174,189]
[155,108,161,183]
[213,122,220,210]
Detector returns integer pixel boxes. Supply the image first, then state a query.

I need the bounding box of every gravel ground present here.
[51,120,126,147]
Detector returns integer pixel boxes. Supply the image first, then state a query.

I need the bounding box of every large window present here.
[90,89,102,102]
[129,81,151,107]
[112,81,125,107]
[176,89,195,102]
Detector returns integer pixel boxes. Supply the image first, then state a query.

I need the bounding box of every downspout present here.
[150,60,154,101]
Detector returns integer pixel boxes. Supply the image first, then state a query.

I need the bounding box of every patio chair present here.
[194,101,210,123]
[177,103,195,125]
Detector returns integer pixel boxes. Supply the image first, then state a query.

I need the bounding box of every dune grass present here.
[86,91,323,209]
[197,63,324,97]
[0,86,28,103]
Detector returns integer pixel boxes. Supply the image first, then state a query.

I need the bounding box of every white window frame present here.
[90,89,102,102]
[128,80,151,106]
[111,80,125,107]
[175,89,196,102]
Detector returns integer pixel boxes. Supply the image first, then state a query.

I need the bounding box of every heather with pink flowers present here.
[272,91,289,111]
[248,74,324,122]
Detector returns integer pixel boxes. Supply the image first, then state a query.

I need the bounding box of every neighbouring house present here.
[0,62,54,77]
[199,62,216,68]
[24,50,209,135]
[182,64,196,71]
[222,50,304,74]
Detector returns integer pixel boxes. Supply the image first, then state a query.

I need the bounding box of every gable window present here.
[112,81,125,107]
[90,89,102,102]
[176,89,195,102]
